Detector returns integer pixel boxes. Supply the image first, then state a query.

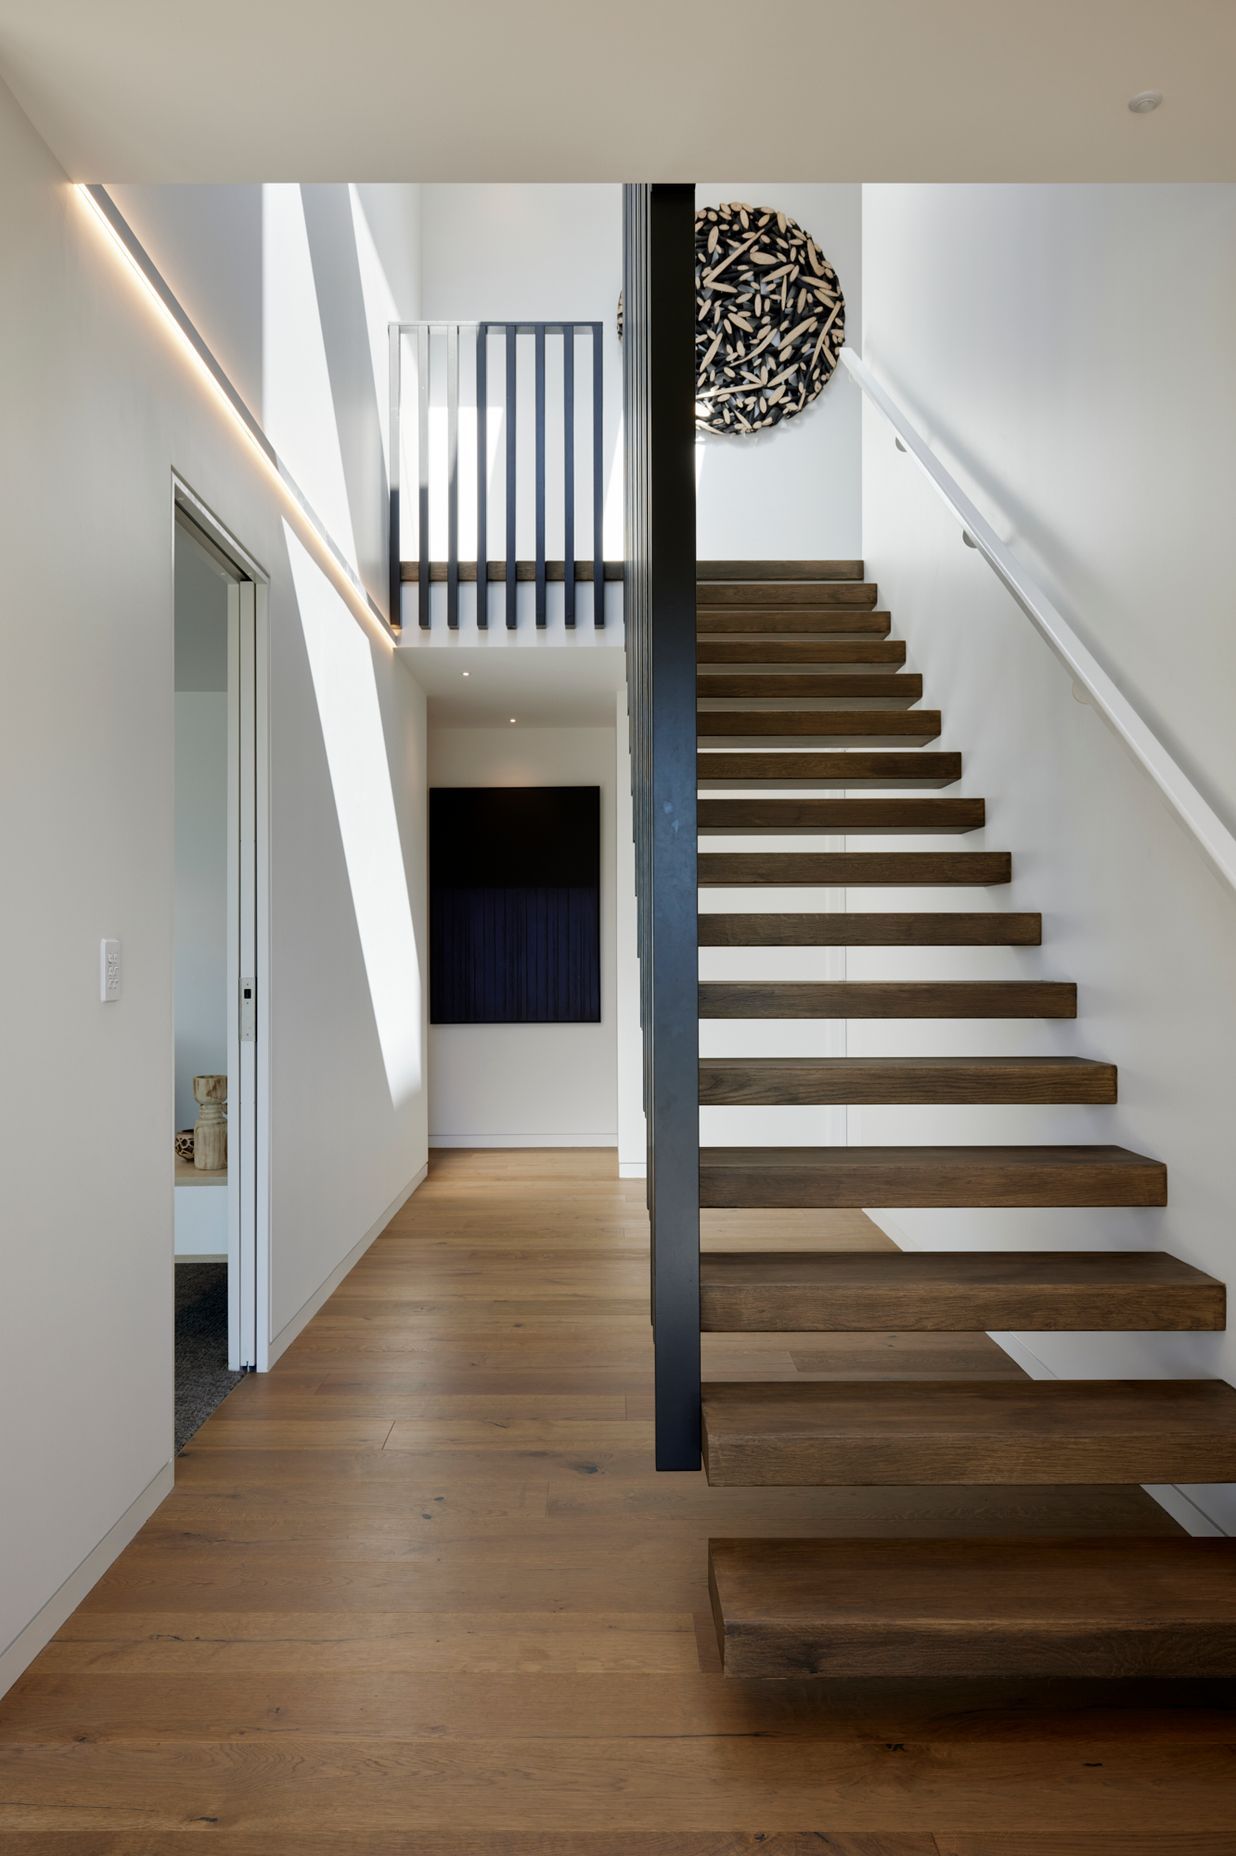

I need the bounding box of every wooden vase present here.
[193,1073,228,1172]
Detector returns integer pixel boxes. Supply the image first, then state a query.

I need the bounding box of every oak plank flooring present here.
[0,1150,1231,1847]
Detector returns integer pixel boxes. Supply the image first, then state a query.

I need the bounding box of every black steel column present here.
[593,322,605,626]
[622,183,699,1471]
[505,324,518,630]
[534,324,547,627]
[476,325,488,628]
[417,324,431,629]
[563,326,576,629]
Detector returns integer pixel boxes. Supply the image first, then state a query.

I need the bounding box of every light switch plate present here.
[100,938,121,1002]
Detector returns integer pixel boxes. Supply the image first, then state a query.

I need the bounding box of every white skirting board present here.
[865,1207,1232,1541]
[266,1162,428,1367]
[0,1460,174,1700]
[618,1160,647,1179]
[428,1134,618,1149]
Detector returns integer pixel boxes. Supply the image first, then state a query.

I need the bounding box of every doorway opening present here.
[172,484,269,1448]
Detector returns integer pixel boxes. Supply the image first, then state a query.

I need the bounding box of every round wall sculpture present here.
[694,202,845,435]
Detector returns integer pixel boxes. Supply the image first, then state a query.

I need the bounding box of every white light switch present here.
[100,938,121,1002]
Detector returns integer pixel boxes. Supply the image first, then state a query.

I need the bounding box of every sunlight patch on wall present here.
[263,185,359,575]
[286,522,422,1105]
[348,184,399,480]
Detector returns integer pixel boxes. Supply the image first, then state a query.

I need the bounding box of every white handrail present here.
[840,345,1236,897]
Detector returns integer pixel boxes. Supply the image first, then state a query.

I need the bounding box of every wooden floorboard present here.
[0,1149,1231,1845]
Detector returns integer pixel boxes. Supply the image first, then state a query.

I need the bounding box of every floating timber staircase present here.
[693,559,1233,1679]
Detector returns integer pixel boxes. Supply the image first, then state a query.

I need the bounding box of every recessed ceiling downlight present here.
[1128,90,1164,113]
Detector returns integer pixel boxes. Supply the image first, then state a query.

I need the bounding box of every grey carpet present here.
[175,1263,245,1452]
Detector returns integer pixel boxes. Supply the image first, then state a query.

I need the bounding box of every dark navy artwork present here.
[429,787,601,1024]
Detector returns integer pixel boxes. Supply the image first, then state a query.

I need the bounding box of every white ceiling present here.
[1,0,1233,182]
[399,640,626,727]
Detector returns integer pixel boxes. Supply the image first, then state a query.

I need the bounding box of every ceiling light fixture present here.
[509,717,517,725]
[1128,90,1163,113]
[462,670,470,677]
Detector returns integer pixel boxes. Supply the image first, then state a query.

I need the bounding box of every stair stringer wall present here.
[853,396,1236,1537]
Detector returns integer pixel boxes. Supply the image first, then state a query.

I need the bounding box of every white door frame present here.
[174,477,271,1371]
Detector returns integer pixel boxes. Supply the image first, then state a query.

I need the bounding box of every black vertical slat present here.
[534,324,547,628]
[388,323,402,630]
[505,324,518,630]
[447,324,460,630]
[417,324,430,629]
[593,321,605,626]
[563,326,576,629]
[476,325,488,628]
[622,184,699,1472]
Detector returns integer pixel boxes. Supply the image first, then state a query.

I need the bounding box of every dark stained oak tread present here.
[699,1250,1223,1332]
[697,559,864,581]
[699,911,1041,945]
[698,709,942,743]
[697,797,985,833]
[698,608,892,635]
[701,1378,1236,1486]
[697,582,878,609]
[698,851,1011,886]
[698,637,906,665]
[697,749,960,785]
[698,1145,1167,1208]
[699,1055,1112,1103]
[685,562,1224,1689]
[707,1536,1236,1678]
[698,670,923,703]
[699,981,1076,1018]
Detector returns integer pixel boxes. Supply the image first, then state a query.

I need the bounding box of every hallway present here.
[0,1149,1233,1847]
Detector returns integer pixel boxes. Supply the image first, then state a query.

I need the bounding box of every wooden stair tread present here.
[697,797,985,833]
[699,981,1075,1018]
[699,1249,1223,1331]
[699,912,1041,945]
[707,1536,1236,1678]
[697,560,864,581]
[701,1378,1236,1485]
[698,750,960,785]
[698,609,892,636]
[698,1145,1167,1208]
[698,638,906,665]
[698,671,923,703]
[700,1055,1112,1103]
[698,709,941,743]
[698,851,1010,885]
[697,583,878,609]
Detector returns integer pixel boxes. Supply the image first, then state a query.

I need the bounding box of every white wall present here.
[428,724,617,1146]
[416,182,863,575]
[416,182,626,608]
[110,182,423,620]
[859,182,1236,1534]
[614,694,646,1176]
[0,83,430,1693]
[695,182,863,562]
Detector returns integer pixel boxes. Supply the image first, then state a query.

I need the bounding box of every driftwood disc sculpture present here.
[694,202,845,434]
